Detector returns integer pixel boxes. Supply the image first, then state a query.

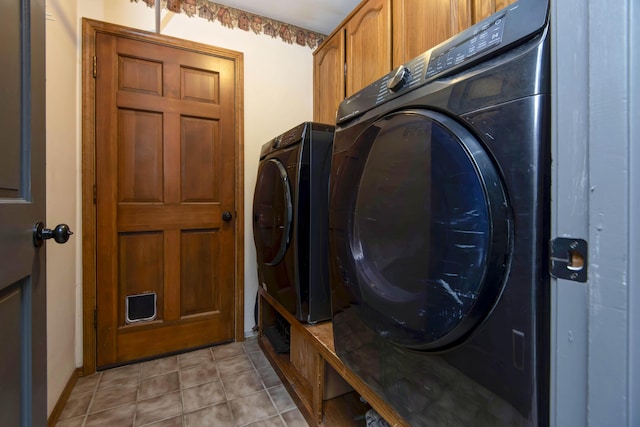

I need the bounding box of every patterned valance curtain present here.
[133,0,327,49]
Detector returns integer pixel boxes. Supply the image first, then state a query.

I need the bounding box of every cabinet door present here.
[472,0,517,23]
[345,0,392,97]
[393,0,472,67]
[313,30,345,124]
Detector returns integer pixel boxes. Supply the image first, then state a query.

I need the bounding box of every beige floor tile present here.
[58,391,93,421]
[222,370,264,400]
[59,341,303,427]
[257,366,282,389]
[89,381,138,413]
[84,403,136,427]
[139,371,180,400]
[178,348,212,369]
[228,391,278,426]
[140,415,184,427]
[141,355,178,378]
[280,409,309,427]
[71,373,101,395]
[55,415,85,427]
[267,385,296,413]
[99,364,141,389]
[242,338,261,354]
[247,351,270,370]
[212,341,245,360]
[217,354,254,377]
[135,391,183,426]
[245,416,286,427]
[184,402,235,427]
[182,380,227,413]
[180,361,219,389]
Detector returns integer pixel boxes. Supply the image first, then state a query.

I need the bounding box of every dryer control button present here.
[387,66,409,92]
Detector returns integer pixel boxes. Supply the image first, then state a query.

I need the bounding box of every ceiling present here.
[215,0,361,35]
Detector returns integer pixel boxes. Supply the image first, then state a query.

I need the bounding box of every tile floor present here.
[55,338,309,427]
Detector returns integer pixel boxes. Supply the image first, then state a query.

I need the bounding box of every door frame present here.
[81,18,245,375]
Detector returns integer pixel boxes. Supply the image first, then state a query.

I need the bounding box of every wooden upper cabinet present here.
[392,0,516,67]
[311,0,518,122]
[312,0,391,123]
[344,0,392,97]
[391,0,519,67]
[313,29,345,125]
[393,0,472,67]
[472,0,517,23]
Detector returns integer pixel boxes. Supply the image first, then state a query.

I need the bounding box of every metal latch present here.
[550,238,588,282]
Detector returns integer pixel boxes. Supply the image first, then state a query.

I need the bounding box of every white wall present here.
[45,0,80,416]
[45,0,314,415]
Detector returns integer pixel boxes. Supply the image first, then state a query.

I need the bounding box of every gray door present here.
[0,0,47,426]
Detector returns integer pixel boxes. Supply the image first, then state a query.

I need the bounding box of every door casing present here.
[81,18,245,375]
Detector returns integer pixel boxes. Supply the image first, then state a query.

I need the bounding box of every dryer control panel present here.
[260,123,308,158]
[336,0,548,124]
[259,122,335,158]
[425,16,506,78]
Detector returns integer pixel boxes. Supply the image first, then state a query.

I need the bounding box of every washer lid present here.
[346,110,511,350]
[253,158,292,266]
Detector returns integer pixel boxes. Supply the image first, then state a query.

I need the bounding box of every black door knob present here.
[33,222,73,247]
[222,211,233,222]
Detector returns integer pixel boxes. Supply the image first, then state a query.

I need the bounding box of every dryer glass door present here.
[253,158,292,266]
[336,110,511,350]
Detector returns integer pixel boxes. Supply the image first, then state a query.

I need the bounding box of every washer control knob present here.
[387,66,409,92]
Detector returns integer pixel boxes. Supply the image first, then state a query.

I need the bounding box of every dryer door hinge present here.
[549,237,588,282]
[93,56,97,78]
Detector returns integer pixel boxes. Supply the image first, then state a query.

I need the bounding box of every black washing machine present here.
[329,0,550,425]
[253,122,334,324]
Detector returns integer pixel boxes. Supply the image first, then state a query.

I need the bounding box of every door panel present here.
[118,110,163,202]
[313,30,345,124]
[473,0,495,22]
[181,231,221,316]
[95,32,238,367]
[118,232,164,321]
[181,117,221,201]
[0,286,23,427]
[392,0,454,67]
[345,0,392,97]
[0,0,47,425]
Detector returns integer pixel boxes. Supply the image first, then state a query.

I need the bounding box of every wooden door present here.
[345,0,392,97]
[0,0,47,425]
[313,29,346,124]
[392,0,472,67]
[93,28,242,367]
